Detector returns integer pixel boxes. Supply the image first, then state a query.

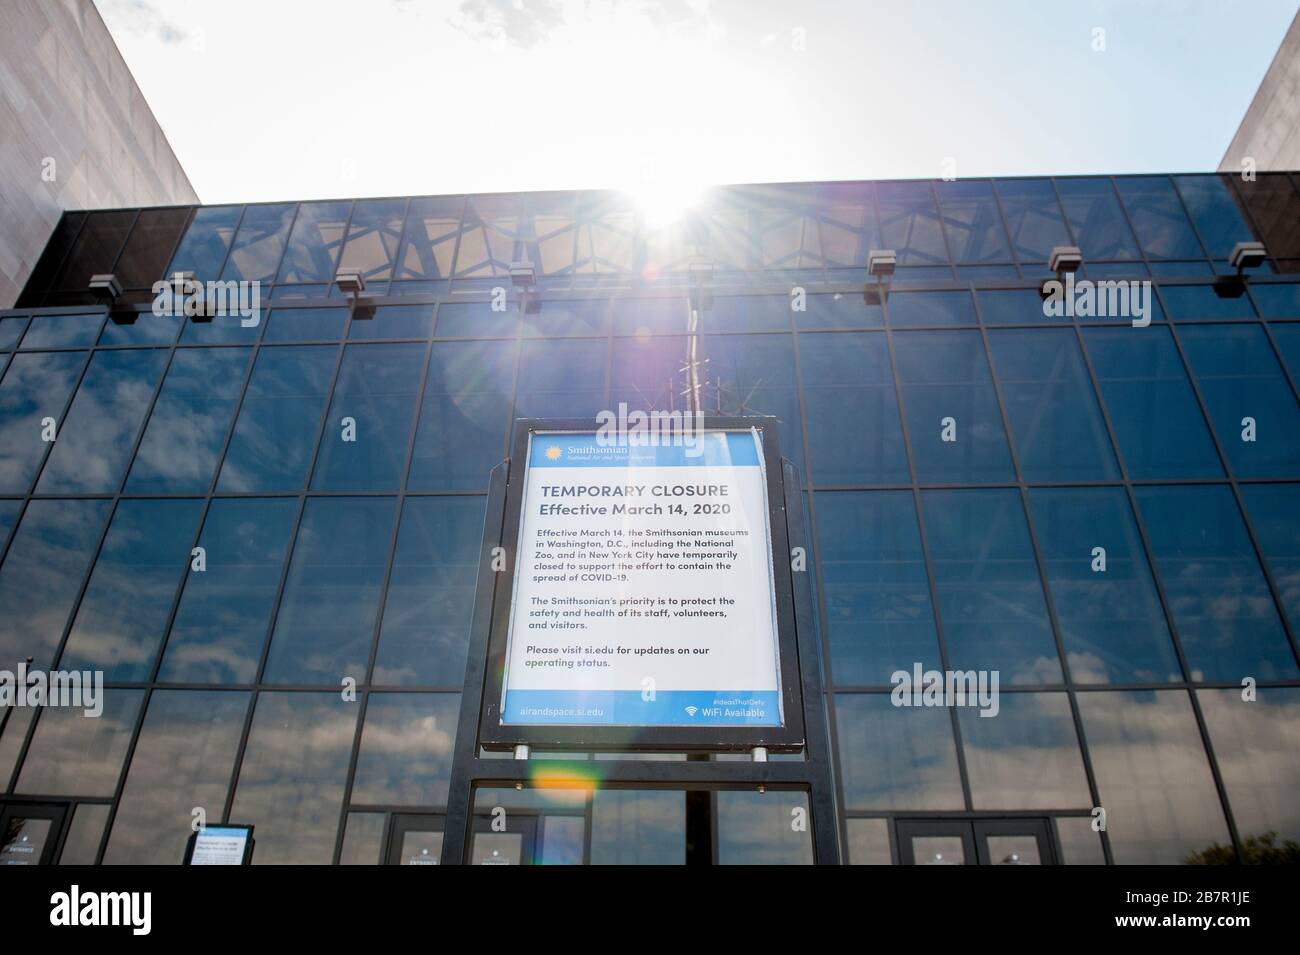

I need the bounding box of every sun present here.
[545,445,562,460]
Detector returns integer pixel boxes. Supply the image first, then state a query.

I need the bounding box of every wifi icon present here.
[684,706,698,717]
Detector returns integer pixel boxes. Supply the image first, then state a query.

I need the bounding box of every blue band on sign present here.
[502,689,781,726]
[529,431,760,469]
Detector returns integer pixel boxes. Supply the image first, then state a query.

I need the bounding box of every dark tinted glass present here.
[921,488,1061,682]
[798,332,908,484]
[104,689,249,864]
[935,180,1011,263]
[0,350,85,492]
[52,211,134,290]
[994,179,1071,264]
[14,690,144,797]
[1076,689,1228,864]
[1083,326,1222,478]
[816,491,940,684]
[217,345,336,491]
[835,693,963,810]
[1056,178,1139,260]
[1250,282,1300,319]
[36,348,168,493]
[0,316,27,349]
[958,692,1090,809]
[374,496,484,685]
[20,312,103,348]
[893,331,1014,482]
[262,497,397,684]
[114,207,190,289]
[0,498,112,669]
[20,213,85,303]
[1029,487,1180,684]
[350,693,460,804]
[1173,176,1254,259]
[1160,285,1256,321]
[408,340,516,491]
[311,343,426,490]
[159,498,298,683]
[222,203,295,284]
[1135,485,1296,681]
[1178,323,1300,477]
[229,692,358,864]
[59,499,203,681]
[167,205,241,281]
[986,328,1118,480]
[1239,484,1300,635]
[1114,177,1204,259]
[127,347,252,492]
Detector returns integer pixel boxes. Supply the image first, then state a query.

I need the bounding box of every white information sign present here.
[500,429,783,727]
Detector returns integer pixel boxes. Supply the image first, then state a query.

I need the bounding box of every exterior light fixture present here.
[88,273,122,304]
[865,249,896,305]
[335,268,373,318]
[1229,241,1267,272]
[1048,246,1083,274]
[510,260,540,313]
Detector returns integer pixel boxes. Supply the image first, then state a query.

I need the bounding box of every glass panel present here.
[707,295,792,333]
[716,791,813,864]
[58,803,110,864]
[1234,174,1300,262]
[1029,487,1180,684]
[1055,178,1139,260]
[846,818,892,864]
[987,834,1041,865]
[21,212,85,302]
[221,203,295,284]
[0,816,52,865]
[159,498,298,684]
[796,292,882,329]
[52,210,134,290]
[912,835,964,865]
[1135,485,1296,682]
[98,310,182,346]
[1240,484,1300,633]
[59,499,203,681]
[435,301,519,339]
[894,330,1014,482]
[994,178,1072,264]
[0,499,20,551]
[20,312,103,349]
[36,348,168,493]
[886,290,976,327]
[540,815,584,865]
[115,207,191,289]
[1251,283,1300,319]
[816,491,940,684]
[1114,177,1204,259]
[263,497,396,684]
[276,201,353,284]
[835,693,963,810]
[104,689,249,864]
[408,340,516,491]
[338,198,406,284]
[0,499,112,669]
[1056,816,1106,864]
[1173,175,1255,259]
[374,496,484,685]
[395,196,462,280]
[959,692,1090,809]
[338,812,384,864]
[1160,285,1256,321]
[935,180,1012,263]
[1076,689,1229,864]
[1197,687,1300,850]
[403,829,446,865]
[217,345,336,492]
[514,338,606,418]
[0,707,35,790]
[987,328,1118,480]
[700,333,803,472]
[311,343,426,490]
[921,489,1061,682]
[1083,326,1222,478]
[15,689,144,796]
[976,288,1048,325]
[263,307,348,342]
[1178,323,1300,476]
[590,790,684,864]
[471,831,522,865]
[350,693,459,804]
[166,206,241,282]
[229,692,358,864]
[798,332,908,485]
[877,181,948,266]
[521,299,611,337]
[0,316,28,349]
[127,347,252,492]
[611,297,689,336]
[348,304,436,341]
[0,350,85,492]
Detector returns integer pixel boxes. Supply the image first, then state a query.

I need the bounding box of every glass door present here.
[897,818,1056,865]
[385,812,538,865]
[0,803,67,866]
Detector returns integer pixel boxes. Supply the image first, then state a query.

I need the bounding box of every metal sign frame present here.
[440,416,840,864]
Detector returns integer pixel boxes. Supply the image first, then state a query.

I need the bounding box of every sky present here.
[97,0,1300,205]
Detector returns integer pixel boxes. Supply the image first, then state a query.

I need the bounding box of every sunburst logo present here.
[545,445,562,461]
